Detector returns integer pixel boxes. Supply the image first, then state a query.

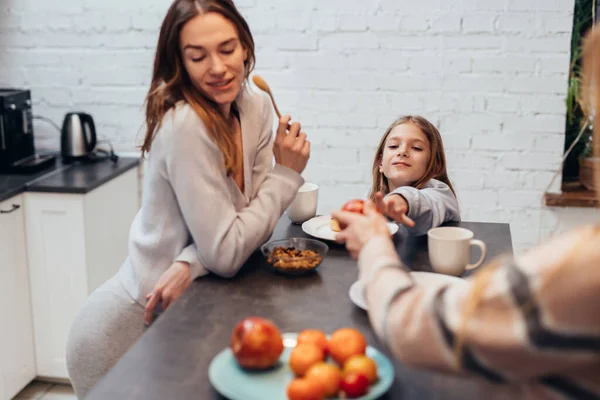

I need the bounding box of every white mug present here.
[286,183,319,224]
[427,227,487,276]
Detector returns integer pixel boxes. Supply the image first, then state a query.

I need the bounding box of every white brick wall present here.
[0,0,576,252]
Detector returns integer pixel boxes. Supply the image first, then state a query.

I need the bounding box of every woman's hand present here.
[273,115,310,174]
[333,200,391,259]
[144,261,192,325]
[374,192,415,227]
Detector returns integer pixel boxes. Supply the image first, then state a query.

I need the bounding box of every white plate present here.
[301,215,399,242]
[349,271,467,311]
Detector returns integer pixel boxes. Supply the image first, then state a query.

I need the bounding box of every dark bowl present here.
[260,237,329,276]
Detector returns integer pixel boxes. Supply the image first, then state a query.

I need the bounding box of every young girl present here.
[368,115,459,235]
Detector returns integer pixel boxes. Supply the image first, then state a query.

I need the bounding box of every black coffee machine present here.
[0,89,56,174]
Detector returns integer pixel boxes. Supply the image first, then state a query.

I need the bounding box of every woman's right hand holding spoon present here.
[273,115,310,174]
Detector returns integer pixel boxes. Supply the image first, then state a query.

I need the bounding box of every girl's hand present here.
[144,261,192,325]
[273,115,310,174]
[374,192,415,228]
[333,200,391,259]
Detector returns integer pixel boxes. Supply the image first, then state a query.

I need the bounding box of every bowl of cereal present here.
[261,237,328,276]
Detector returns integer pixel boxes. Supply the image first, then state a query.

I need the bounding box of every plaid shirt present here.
[359,228,600,400]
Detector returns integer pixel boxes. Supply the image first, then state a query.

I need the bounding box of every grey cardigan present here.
[117,89,304,304]
[387,179,460,236]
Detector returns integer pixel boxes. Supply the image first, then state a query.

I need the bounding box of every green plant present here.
[562,0,596,180]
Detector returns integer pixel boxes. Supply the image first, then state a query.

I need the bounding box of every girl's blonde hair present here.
[454,26,600,367]
[368,115,456,200]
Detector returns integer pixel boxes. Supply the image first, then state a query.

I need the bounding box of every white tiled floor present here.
[13,381,76,400]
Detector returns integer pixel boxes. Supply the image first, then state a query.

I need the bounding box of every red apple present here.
[341,199,365,214]
[230,316,284,370]
[340,372,370,398]
[332,199,366,231]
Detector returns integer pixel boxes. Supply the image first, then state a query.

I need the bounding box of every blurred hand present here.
[374,192,415,228]
[273,115,310,174]
[333,200,391,259]
[144,261,192,325]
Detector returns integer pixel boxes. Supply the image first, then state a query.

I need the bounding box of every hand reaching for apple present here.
[332,200,391,260]
[144,261,192,325]
[330,199,365,232]
[373,192,415,228]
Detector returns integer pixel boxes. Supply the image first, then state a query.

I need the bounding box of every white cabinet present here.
[25,168,139,379]
[0,194,36,400]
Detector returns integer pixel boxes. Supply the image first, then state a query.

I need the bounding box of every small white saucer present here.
[349,271,467,311]
[302,215,399,242]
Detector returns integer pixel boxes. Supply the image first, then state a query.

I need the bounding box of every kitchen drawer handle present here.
[0,204,20,214]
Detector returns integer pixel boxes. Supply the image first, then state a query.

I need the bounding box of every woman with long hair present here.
[66,1,310,397]
[334,27,600,399]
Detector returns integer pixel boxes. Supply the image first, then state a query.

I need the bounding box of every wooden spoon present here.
[252,75,282,119]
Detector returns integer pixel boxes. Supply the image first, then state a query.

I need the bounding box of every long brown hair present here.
[140,0,255,177]
[453,26,600,367]
[368,116,456,200]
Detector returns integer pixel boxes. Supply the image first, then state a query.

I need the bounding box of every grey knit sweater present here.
[117,89,304,304]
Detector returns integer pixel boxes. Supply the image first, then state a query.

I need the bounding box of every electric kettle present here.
[61,112,97,162]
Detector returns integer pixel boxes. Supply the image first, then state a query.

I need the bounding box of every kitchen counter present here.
[0,155,140,202]
[0,153,141,383]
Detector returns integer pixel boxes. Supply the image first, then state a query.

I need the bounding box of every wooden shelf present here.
[544,181,598,208]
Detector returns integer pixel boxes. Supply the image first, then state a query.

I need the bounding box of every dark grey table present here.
[87,217,519,400]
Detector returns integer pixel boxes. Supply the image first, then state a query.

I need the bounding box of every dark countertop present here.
[87,217,516,400]
[0,155,140,202]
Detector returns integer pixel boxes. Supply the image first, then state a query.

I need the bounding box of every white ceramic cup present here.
[427,227,487,276]
[286,183,319,224]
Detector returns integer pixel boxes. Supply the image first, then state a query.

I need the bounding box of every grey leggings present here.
[66,276,145,399]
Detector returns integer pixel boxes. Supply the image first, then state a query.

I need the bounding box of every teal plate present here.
[209,333,394,400]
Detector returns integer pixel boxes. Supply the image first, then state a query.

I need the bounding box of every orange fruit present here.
[287,377,326,400]
[305,362,342,397]
[289,343,326,376]
[343,355,378,384]
[297,329,328,355]
[328,328,367,366]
